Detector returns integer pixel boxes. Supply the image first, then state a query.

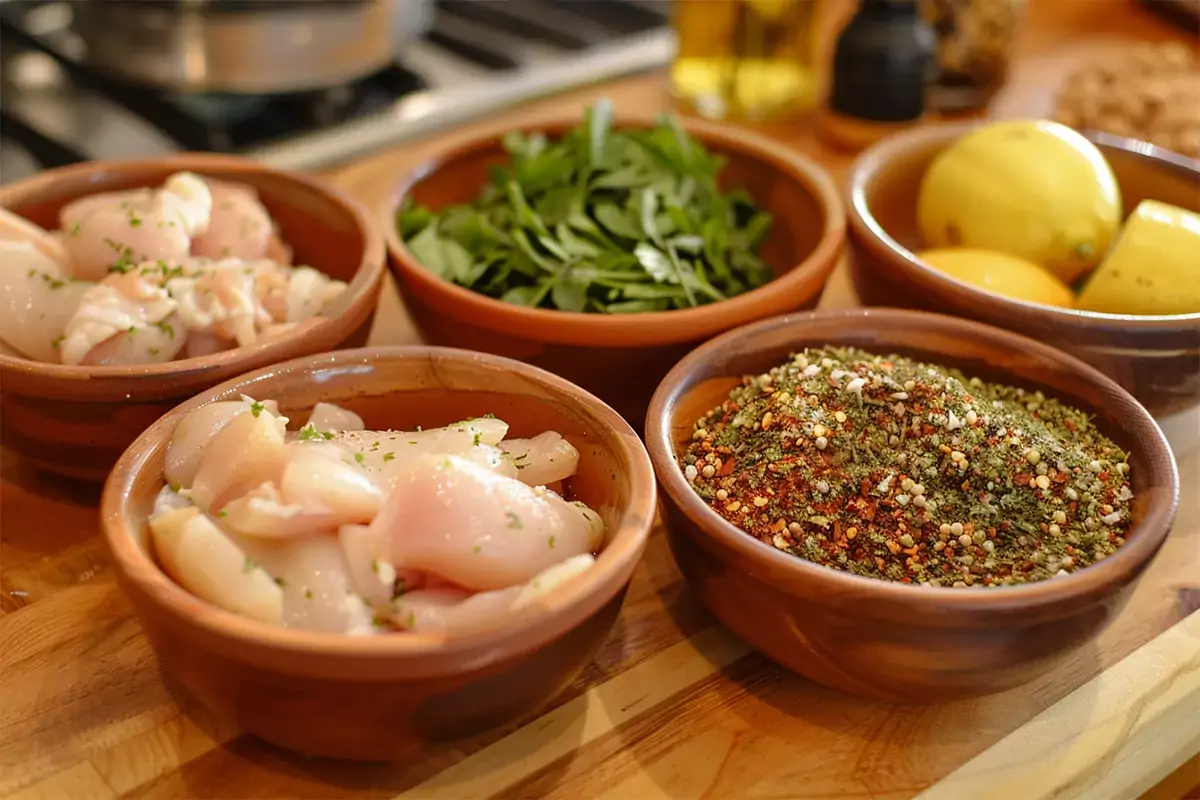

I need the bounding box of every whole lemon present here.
[917,120,1122,284]
[916,248,1075,308]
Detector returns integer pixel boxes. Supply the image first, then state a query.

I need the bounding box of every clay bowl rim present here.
[0,153,386,383]
[101,345,657,665]
[645,307,1180,617]
[846,121,1200,329]
[383,113,846,348]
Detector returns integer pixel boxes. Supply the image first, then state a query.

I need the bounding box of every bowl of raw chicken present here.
[0,154,384,480]
[100,346,656,760]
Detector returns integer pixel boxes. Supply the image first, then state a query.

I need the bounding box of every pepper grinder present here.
[819,0,937,151]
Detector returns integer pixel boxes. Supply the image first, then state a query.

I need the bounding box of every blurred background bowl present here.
[846,122,1200,417]
[101,346,655,761]
[646,308,1178,702]
[385,114,845,425]
[0,154,385,481]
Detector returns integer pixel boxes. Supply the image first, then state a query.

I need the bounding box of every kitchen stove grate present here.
[0,0,669,176]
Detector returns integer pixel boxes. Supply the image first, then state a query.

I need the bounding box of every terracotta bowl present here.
[101,346,656,760]
[646,308,1178,702]
[0,154,385,481]
[385,115,845,426]
[847,123,1200,417]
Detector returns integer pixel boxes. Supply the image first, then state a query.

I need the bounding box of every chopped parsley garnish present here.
[548,536,556,549]
[354,452,365,465]
[275,578,287,588]
[371,558,379,573]
[169,482,182,493]
[156,320,175,339]
[50,335,64,350]
[305,589,313,600]
[473,544,482,554]
[242,557,258,573]
[249,401,265,418]
[382,452,395,462]
[40,273,66,290]
[472,432,482,447]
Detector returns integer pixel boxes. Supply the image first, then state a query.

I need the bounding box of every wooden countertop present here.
[2,2,1198,798]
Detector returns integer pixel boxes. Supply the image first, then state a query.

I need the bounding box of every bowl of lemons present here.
[847,120,1200,416]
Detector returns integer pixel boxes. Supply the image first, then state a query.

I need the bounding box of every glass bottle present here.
[670,0,821,122]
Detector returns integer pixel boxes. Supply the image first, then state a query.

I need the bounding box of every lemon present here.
[917,120,1122,285]
[1077,200,1200,315]
[917,248,1075,308]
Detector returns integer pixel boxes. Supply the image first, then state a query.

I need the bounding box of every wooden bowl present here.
[385,115,845,425]
[846,123,1200,417]
[646,309,1178,702]
[0,154,385,481]
[100,346,656,760]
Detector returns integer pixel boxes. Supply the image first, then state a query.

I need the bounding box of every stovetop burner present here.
[0,0,671,180]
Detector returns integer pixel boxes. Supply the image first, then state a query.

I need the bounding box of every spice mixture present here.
[681,347,1134,588]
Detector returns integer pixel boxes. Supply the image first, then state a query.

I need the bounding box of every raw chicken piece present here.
[58,273,177,366]
[371,454,605,591]
[183,330,233,359]
[164,397,279,489]
[232,532,376,635]
[307,402,364,432]
[339,523,422,610]
[392,554,596,634]
[501,432,580,487]
[149,505,283,624]
[166,259,260,347]
[190,179,273,261]
[81,311,186,365]
[219,443,383,538]
[306,418,515,488]
[190,401,289,512]
[61,173,212,281]
[0,242,92,362]
[0,207,68,267]
[283,266,348,322]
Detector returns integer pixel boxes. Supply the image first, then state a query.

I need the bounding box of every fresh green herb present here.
[473,544,482,554]
[506,511,523,529]
[148,347,160,356]
[354,452,365,465]
[372,615,389,629]
[298,424,323,441]
[275,577,287,588]
[371,558,379,573]
[513,453,529,470]
[683,347,1133,589]
[156,320,175,339]
[472,432,483,447]
[169,482,182,493]
[305,589,313,599]
[40,273,66,290]
[249,401,265,418]
[218,510,227,518]
[548,536,556,549]
[382,452,395,462]
[243,556,258,573]
[398,99,773,314]
[50,334,64,350]
[393,578,408,599]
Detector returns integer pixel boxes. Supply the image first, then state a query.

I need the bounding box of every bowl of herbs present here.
[385,100,845,424]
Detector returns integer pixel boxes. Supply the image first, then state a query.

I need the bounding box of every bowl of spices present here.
[385,100,844,424]
[646,308,1178,701]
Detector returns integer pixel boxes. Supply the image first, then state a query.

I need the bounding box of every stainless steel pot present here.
[70,0,432,94]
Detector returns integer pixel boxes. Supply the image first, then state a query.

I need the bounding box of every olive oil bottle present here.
[671,0,821,121]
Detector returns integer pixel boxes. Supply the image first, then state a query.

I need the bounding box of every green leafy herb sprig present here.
[397,100,775,313]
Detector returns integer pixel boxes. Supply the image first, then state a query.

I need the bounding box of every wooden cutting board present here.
[2,2,1198,798]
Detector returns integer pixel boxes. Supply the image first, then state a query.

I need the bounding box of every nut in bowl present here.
[385,100,845,425]
[101,346,655,760]
[847,121,1200,416]
[0,154,385,480]
[646,309,1178,702]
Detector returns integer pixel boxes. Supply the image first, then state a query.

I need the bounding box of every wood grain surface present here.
[2,1,1199,798]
